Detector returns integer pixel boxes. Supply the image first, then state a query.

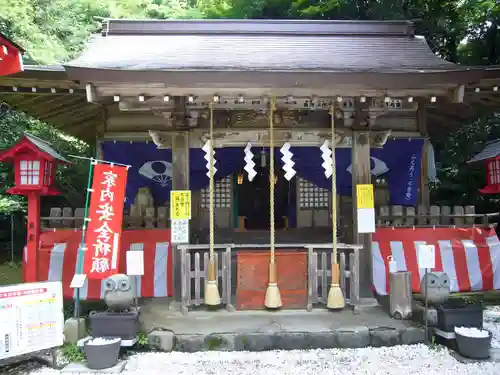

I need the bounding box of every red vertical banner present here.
[83,163,128,280]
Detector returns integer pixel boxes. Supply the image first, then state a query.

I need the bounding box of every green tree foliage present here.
[0,0,203,214]
[0,0,202,64]
[0,107,90,212]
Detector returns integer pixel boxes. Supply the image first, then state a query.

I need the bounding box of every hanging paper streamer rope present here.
[244,142,257,181]
[320,140,333,178]
[202,140,217,177]
[280,142,296,181]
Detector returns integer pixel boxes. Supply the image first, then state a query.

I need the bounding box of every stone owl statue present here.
[103,274,135,312]
[420,272,451,306]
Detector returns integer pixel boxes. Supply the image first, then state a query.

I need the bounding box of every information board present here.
[418,244,436,269]
[0,281,64,360]
[356,184,374,209]
[356,184,375,233]
[171,219,190,244]
[170,190,192,220]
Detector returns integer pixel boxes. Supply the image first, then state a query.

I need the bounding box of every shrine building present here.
[1,19,500,311]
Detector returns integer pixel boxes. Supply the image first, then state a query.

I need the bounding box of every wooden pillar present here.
[171,131,190,300]
[417,101,430,208]
[351,130,373,297]
[172,132,190,190]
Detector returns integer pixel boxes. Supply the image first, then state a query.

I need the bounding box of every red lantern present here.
[480,156,500,194]
[0,33,24,76]
[0,133,69,282]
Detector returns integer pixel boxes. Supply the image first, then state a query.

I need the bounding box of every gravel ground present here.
[484,306,500,348]
[25,345,500,375]
[11,306,500,375]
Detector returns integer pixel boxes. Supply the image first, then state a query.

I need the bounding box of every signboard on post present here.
[83,163,128,280]
[126,251,144,276]
[170,190,192,220]
[171,219,190,244]
[0,281,64,360]
[356,184,375,233]
[418,244,436,269]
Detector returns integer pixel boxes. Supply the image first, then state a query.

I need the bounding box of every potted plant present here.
[437,298,483,332]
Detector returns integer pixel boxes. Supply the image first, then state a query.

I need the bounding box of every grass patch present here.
[0,261,22,285]
[62,343,85,363]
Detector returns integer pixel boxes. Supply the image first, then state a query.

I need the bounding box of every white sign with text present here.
[418,244,436,269]
[171,219,190,244]
[0,281,64,360]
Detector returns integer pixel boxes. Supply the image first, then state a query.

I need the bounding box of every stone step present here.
[170,326,425,352]
[142,308,425,352]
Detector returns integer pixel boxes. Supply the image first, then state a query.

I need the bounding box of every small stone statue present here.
[420,271,451,306]
[134,187,154,216]
[103,274,135,312]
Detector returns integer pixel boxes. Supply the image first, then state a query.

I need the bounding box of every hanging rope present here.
[326,101,344,309]
[330,103,338,259]
[269,97,276,262]
[264,96,282,308]
[209,101,215,263]
[205,100,220,306]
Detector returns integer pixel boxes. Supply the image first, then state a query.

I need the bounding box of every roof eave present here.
[62,66,488,89]
[7,65,69,81]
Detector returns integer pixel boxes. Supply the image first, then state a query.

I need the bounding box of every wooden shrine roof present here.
[0,65,101,142]
[468,139,500,163]
[0,19,500,140]
[66,19,458,74]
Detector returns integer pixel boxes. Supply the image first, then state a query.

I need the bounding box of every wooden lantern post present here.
[0,133,69,283]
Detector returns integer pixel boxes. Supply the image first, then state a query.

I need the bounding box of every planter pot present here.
[454,329,492,359]
[436,301,483,332]
[84,337,121,370]
[89,311,139,340]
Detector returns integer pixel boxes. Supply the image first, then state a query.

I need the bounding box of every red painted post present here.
[25,192,41,282]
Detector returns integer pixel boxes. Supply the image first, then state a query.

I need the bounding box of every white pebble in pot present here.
[87,337,121,346]
[454,326,490,338]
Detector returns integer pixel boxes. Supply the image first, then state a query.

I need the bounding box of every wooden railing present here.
[305,244,362,311]
[377,205,498,227]
[41,206,170,229]
[43,205,498,231]
[177,243,361,315]
[178,244,233,315]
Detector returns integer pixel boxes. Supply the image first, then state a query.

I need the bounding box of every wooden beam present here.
[86,83,97,103]
[0,85,84,95]
[417,100,430,208]
[450,84,464,103]
[96,85,451,100]
[31,96,86,119]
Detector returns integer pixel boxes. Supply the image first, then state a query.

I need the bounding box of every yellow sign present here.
[170,190,192,220]
[356,184,374,209]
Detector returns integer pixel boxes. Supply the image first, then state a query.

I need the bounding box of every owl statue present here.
[420,272,451,306]
[103,274,135,312]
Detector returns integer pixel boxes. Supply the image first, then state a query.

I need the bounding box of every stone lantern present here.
[0,133,69,282]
